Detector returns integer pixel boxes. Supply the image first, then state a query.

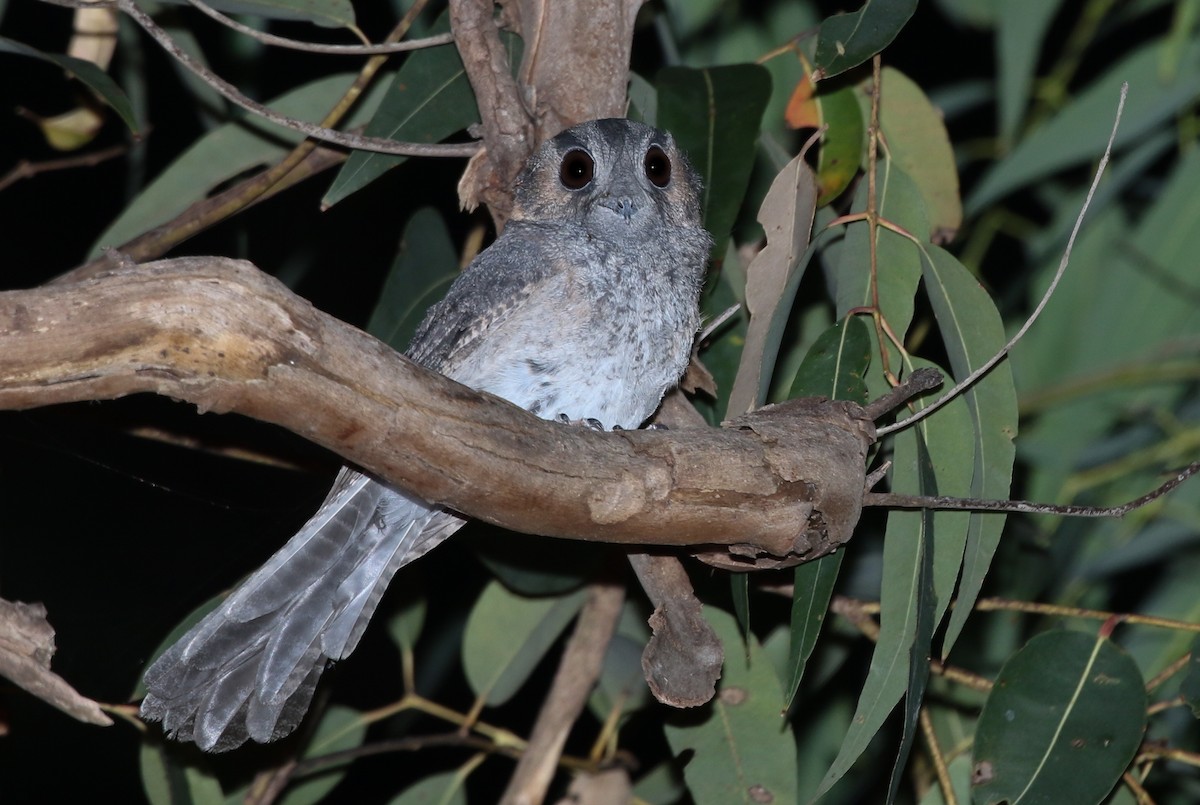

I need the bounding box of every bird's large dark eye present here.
[559,149,595,190]
[644,145,672,188]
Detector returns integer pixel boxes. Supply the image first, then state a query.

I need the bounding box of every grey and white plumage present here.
[139,118,712,751]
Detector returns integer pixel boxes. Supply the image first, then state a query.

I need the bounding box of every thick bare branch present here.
[0,257,874,563]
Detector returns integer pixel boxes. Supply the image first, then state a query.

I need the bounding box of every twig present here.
[116,0,479,158]
[0,143,128,193]
[499,578,625,805]
[184,0,456,55]
[920,707,957,805]
[973,597,1200,633]
[863,460,1199,517]
[60,2,431,281]
[878,81,1130,437]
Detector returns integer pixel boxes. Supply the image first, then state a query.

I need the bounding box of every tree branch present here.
[0,257,875,565]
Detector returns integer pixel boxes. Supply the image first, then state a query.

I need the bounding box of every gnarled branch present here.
[0,256,876,567]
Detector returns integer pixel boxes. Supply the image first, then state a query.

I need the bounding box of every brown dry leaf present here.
[725,152,819,416]
[0,598,113,727]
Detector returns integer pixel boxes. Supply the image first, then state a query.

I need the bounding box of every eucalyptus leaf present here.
[323,15,504,207]
[726,151,818,415]
[656,63,772,261]
[156,0,354,28]
[664,607,797,805]
[91,72,391,256]
[972,631,1146,805]
[968,37,1200,214]
[139,740,224,805]
[461,582,587,705]
[367,207,459,352]
[996,0,1063,148]
[813,0,918,81]
[0,35,136,133]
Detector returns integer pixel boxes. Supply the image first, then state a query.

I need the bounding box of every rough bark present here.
[0,256,875,566]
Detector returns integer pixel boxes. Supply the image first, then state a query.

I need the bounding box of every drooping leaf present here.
[967,37,1200,214]
[815,359,973,799]
[323,16,504,207]
[920,247,1017,655]
[886,434,937,804]
[1182,634,1200,718]
[276,706,368,805]
[812,0,919,81]
[367,207,459,352]
[139,740,224,805]
[461,581,587,706]
[787,316,872,403]
[90,73,391,256]
[996,0,1063,148]
[664,607,797,805]
[0,35,136,133]
[156,0,355,28]
[878,67,962,241]
[784,74,864,205]
[726,151,819,415]
[386,770,469,805]
[784,550,844,710]
[832,162,930,336]
[972,631,1147,805]
[656,63,772,260]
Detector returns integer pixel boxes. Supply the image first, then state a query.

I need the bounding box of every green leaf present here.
[967,37,1200,214]
[90,73,390,257]
[972,631,1147,805]
[919,247,1017,655]
[787,316,872,403]
[139,740,224,805]
[878,67,962,240]
[730,573,751,641]
[0,36,136,133]
[277,706,367,805]
[323,16,499,207]
[461,581,587,706]
[367,207,459,352]
[814,83,866,206]
[1182,634,1200,718]
[656,63,772,261]
[886,434,937,804]
[386,770,469,805]
[474,532,600,596]
[784,551,844,709]
[385,587,428,656]
[813,0,919,81]
[832,162,930,331]
[996,0,1063,148]
[815,359,973,799]
[726,151,819,415]
[589,632,653,722]
[157,0,355,28]
[664,607,797,805]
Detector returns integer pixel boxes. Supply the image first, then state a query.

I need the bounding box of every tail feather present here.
[140,469,465,751]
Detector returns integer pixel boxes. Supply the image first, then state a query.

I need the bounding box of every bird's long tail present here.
[140,468,464,751]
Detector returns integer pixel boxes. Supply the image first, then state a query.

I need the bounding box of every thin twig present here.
[974,597,1200,633]
[116,0,479,157]
[863,460,1199,517]
[183,0,456,55]
[920,708,957,805]
[878,82,1129,437]
[0,143,128,193]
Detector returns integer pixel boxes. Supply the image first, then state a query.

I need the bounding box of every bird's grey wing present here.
[405,222,558,372]
[140,467,465,751]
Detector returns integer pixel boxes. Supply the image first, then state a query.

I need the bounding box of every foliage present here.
[1,1,1199,803]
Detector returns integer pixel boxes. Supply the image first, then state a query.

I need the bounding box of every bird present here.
[139,117,713,751]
